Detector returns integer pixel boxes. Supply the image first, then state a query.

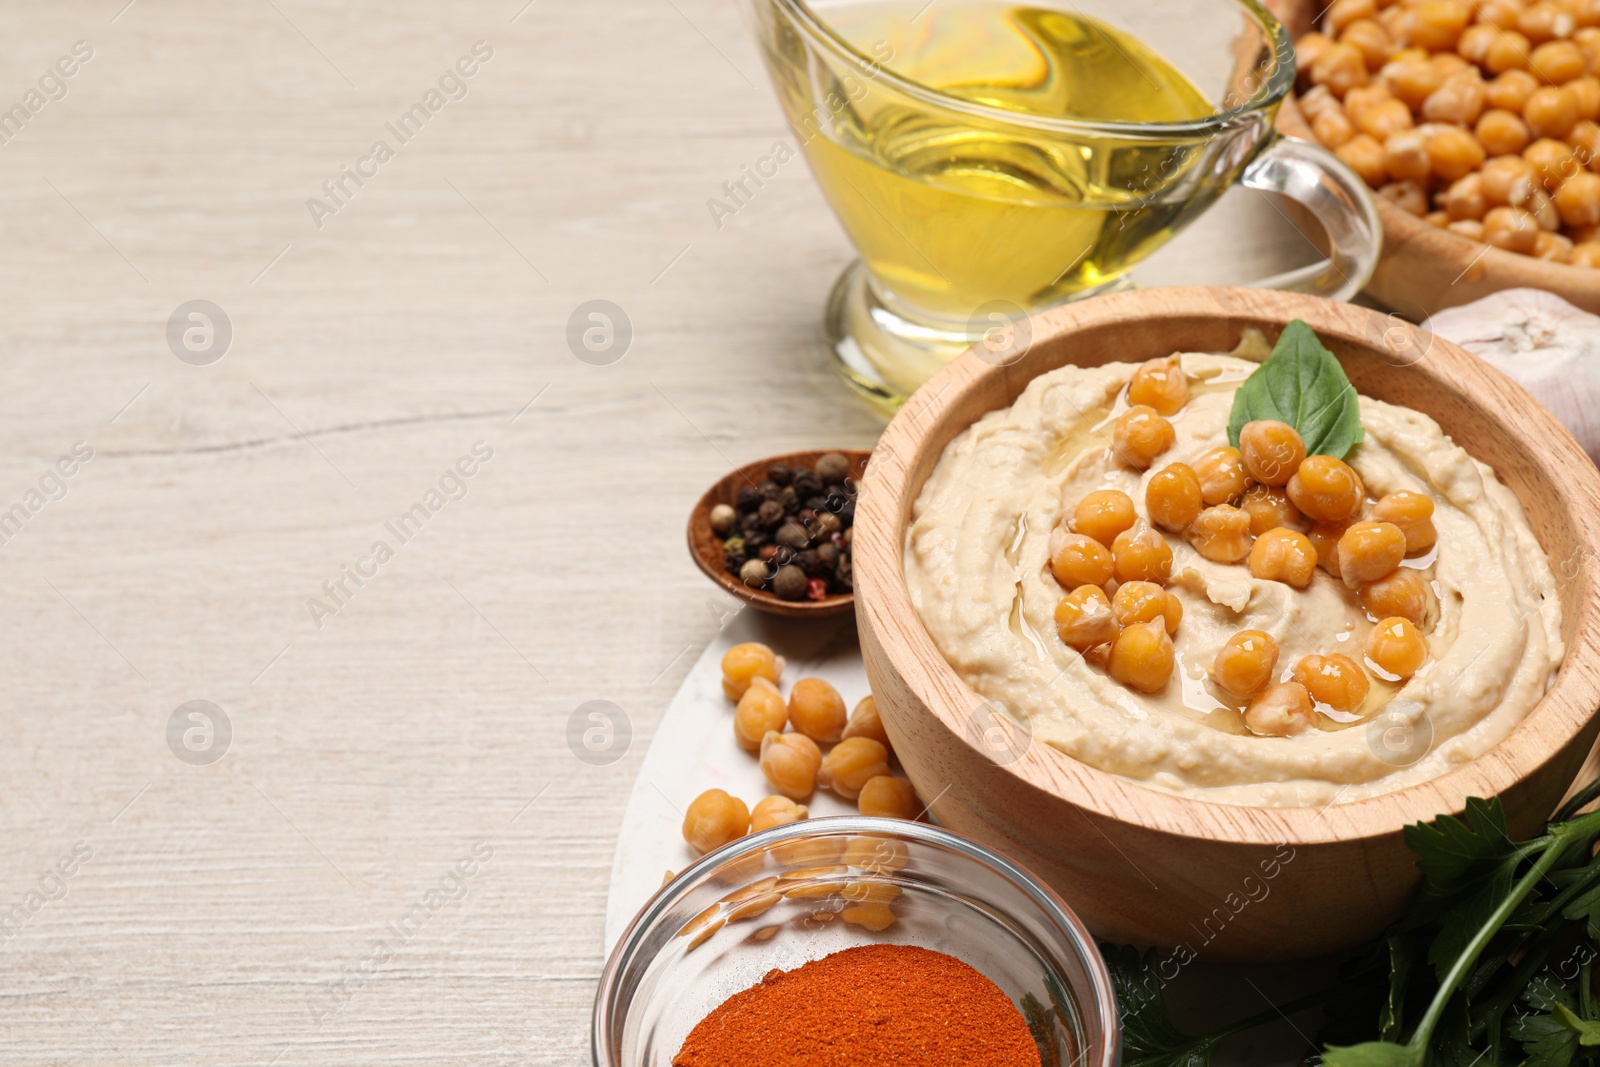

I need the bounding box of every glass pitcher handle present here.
[1238,133,1383,303]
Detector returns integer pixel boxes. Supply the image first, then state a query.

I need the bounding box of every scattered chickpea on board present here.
[680,642,925,863]
[1296,0,1600,265]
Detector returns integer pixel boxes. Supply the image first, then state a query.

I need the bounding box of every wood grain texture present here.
[854,286,1600,961]
[1272,0,1600,317]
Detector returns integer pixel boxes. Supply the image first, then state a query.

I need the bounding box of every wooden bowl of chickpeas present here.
[1273,0,1600,315]
[851,286,1600,961]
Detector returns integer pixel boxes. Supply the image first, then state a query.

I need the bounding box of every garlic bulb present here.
[1425,289,1600,467]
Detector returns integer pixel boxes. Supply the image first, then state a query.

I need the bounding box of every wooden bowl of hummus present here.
[853,286,1600,961]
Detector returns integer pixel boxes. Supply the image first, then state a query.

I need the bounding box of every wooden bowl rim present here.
[687,448,871,619]
[854,285,1600,846]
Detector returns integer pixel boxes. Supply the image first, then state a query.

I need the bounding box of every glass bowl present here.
[592,816,1121,1067]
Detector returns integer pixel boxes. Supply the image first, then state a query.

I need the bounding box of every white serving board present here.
[603,609,1338,1064]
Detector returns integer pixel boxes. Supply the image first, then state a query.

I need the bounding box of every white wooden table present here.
[0,2,1321,1062]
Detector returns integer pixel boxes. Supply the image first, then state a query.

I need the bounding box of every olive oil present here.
[790,1,1218,318]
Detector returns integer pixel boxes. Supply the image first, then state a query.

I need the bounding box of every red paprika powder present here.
[672,943,1043,1067]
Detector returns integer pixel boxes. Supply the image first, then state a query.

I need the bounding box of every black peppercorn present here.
[835,553,853,592]
[815,452,850,484]
[838,501,855,525]
[791,469,822,497]
[758,480,782,502]
[767,463,792,485]
[773,564,808,600]
[736,486,761,510]
[816,542,839,569]
[756,499,785,528]
[775,522,811,550]
[796,549,827,578]
[779,485,799,509]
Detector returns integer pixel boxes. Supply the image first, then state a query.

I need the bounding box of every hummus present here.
[904,350,1564,806]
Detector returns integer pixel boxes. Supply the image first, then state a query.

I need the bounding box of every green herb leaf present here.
[1555,1003,1600,1046]
[1511,1012,1581,1067]
[1404,797,1513,891]
[1380,935,1421,1042]
[1103,945,1217,1067]
[1226,319,1365,459]
[1320,1040,1423,1067]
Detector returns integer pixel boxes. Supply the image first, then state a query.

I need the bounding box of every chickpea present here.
[788,676,847,744]
[1379,179,1428,216]
[1459,22,1503,64]
[842,695,890,746]
[1287,455,1365,522]
[1410,0,1472,50]
[1385,130,1433,182]
[1486,69,1541,112]
[1425,124,1487,181]
[1370,490,1438,554]
[1573,240,1600,263]
[1338,132,1391,185]
[1238,420,1307,486]
[759,731,822,800]
[1108,620,1176,694]
[1441,173,1489,221]
[1240,483,1305,535]
[749,794,808,834]
[683,789,750,855]
[1519,1,1576,44]
[1244,683,1318,737]
[1535,230,1576,259]
[1146,462,1204,532]
[1360,567,1433,627]
[721,641,784,701]
[1481,154,1539,204]
[1055,584,1121,651]
[1486,30,1534,75]
[1533,39,1588,82]
[1112,523,1175,584]
[1424,209,1450,228]
[1249,528,1320,588]
[1526,85,1580,137]
[1186,504,1255,563]
[1294,654,1371,712]
[1447,218,1488,239]
[1127,356,1189,415]
[1556,169,1600,223]
[1483,204,1543,251]
[1194,446,1249,505]
[1347,85,1392,123]
[1328,0,1380,37]
[1478,0,1526,31]
[1345,19,1397,70]
[1337,520,1409,585]
[1530,137,1580,189]
[857,776,920,821]
[1476,109,1534,155]
[1073,489,1137,545]
[818,737,890,800]
[1051,532,1115,589]
[1212,629,1280,699]
[1365,616,1429,678]
[1297,33,1337,87]
[1359,97,1417,139]
[1571,76,1600,121]
[1382,57,1445,109]
[1379,6,1412,45]
[1315,106,1360,148]
[1421,70,1486,125]
[735,677,789,753]
[1113,405,1177,469]
[1111,581,1170,628]
[1308,520,1353,578]
[1298,84,1341,123]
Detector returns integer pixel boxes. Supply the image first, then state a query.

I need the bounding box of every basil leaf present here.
[1227,319,1365,460]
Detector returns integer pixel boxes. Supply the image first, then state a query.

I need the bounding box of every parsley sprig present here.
[1112,783,1600,1067]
